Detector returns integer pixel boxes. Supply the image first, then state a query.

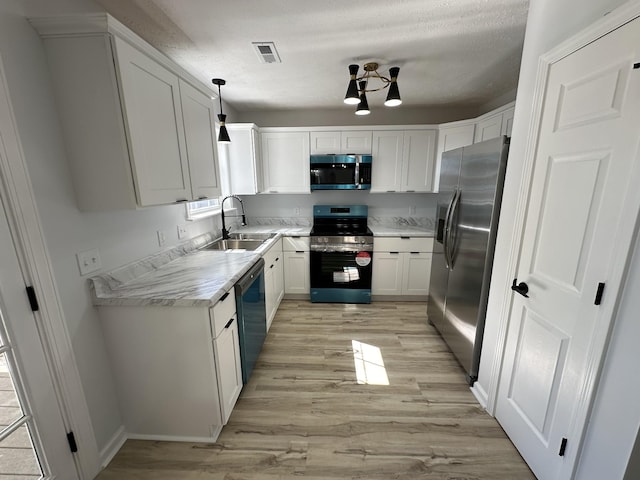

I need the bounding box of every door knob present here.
[511,279,529,298]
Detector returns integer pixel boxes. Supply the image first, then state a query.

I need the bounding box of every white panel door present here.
[0,203,78,478]
[114,37,191,205]
[370,131,404,192]
[261,131,310,193]
[402,130,437,192]
[496,18,640,480]
[179,80,221,200]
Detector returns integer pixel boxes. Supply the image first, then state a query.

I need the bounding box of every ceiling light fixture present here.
[343,62,402,114]
[211,78,231,143]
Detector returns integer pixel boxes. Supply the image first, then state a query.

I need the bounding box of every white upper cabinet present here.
[501,107,515,137]
[371,131,405,192]
[309,130,372,154]
[401,130,437,193]
[474,113,503,143]
[261,131,310,193]
[31,14,221,210]
[178,80,221,200]
[433,122,476,192]
[222,124,262,195]
[371,130,436,193]
[114,36,192,205]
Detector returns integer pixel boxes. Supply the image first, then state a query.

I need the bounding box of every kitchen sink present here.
[227,232,276,241]
[202,239,265,251]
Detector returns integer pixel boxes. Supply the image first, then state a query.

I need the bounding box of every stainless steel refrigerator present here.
[427,136,509,385]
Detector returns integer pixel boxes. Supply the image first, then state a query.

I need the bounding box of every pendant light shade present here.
[384,67,402,107]
[355,81,370,116]
[344,64,361,105]
[212,78,231,143]
[217,113,231,143]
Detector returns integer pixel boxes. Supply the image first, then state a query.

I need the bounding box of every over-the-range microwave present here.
[310,154,372,190]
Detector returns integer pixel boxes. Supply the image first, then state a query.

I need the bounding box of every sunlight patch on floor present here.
[351,340,389,385]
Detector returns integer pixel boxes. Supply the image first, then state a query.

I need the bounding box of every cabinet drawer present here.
[374,236,433,253]
[282,236,310,252]
[210,289,237,338]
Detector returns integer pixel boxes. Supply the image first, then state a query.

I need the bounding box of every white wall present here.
[242,192,436,223]
[477,0,638,477]
[0,0,219,456]
[235,105,480,127]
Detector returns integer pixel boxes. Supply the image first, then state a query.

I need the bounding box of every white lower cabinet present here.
[213,314,242,424]
[283,236,310,295]
[372,237,433,297]
[263,238,284,330]
[97,288,242,441]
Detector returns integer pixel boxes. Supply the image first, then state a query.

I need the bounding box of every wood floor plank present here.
[97,301,535,479]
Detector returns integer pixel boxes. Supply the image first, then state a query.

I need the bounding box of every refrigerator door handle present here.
[443,189,457,269]
[446,189,461,269]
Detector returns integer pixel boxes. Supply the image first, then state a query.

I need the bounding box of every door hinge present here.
[67,431,78,453]
[594,282,605,305]
[559,437,568,457]
[25,286,39,312]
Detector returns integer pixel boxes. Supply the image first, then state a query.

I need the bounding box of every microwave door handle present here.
[355,159,360,188]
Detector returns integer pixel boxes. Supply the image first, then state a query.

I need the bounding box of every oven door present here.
[310,249,373,303]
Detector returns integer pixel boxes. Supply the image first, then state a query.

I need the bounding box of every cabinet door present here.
[402,252,432,296]
[114,37,192,205]
[264,264,276,330]
[310,131,341,154]
[434,123,475,192]
[371,252,403,295]
[341,130,372,154]
[226,125,261,195]
[213,316,242,424]
[501,107,515,137]
[284,252,310,294]
[179,80,221,200]
[261,132,310,193]
[402,130,437,192]
[274,254,285,306]
[371,131,404,192]
[474,113,503,143]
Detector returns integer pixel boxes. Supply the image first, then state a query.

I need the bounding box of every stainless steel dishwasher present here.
[234,258,267,384]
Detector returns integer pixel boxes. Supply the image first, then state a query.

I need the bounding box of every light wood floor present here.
[97,301,535,479]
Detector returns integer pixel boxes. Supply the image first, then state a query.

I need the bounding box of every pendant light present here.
[211,78,231,143]
[343,62,402,114]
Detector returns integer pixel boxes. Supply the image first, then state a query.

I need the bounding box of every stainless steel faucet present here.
[221,195,247,239]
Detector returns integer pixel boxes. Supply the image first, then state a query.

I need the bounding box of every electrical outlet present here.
[177,224,188,239]
[157,230,166,247]
[294,207,301,216]
[76,248,102,276]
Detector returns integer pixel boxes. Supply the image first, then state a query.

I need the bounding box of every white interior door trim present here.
[485,0,640,416]
[0,54,100,478]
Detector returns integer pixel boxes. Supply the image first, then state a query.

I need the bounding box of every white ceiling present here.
[63,0,530,112]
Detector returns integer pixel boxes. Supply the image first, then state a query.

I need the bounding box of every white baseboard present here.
[99,425,127,468]
[471,381,489,411]
[127,428,222,443]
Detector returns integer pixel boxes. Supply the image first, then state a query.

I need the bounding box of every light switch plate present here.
[157,230,166,247]
[76,248,102,276]
[177,224,188,239]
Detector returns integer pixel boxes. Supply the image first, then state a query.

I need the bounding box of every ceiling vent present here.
[252,42,281,64]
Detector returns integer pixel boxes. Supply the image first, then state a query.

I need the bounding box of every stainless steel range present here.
[310,205,373,304]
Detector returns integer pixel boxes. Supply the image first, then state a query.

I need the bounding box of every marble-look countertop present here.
[232,225,312,236]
